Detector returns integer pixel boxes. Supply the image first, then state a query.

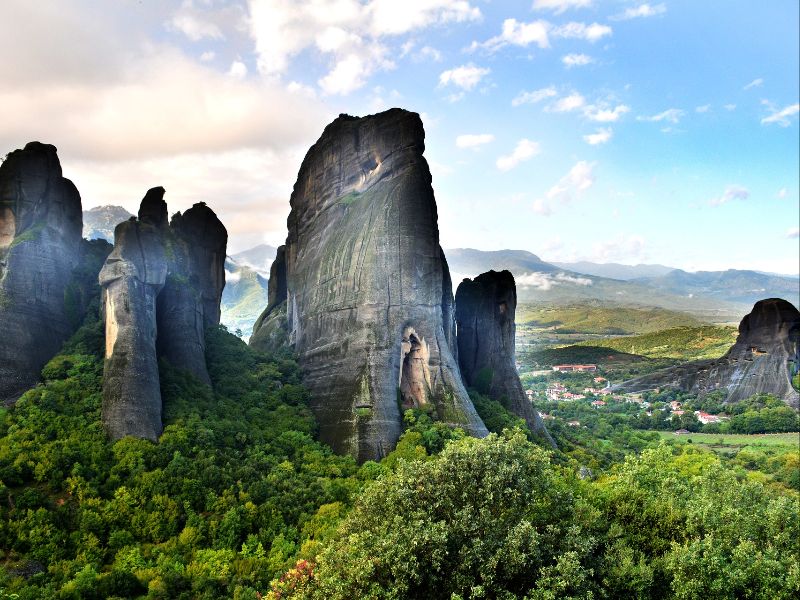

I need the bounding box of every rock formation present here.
[615,298,800,407]
[0,142,83,403]
[455,270,555,447]
[100,189,227,440]
[250,109,488,461]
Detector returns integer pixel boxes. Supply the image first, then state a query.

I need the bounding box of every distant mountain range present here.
[78,210,798,330]
[551,261,676,280]
[82,205,134,242]
[229,244,277,278]
[445,248,798,319]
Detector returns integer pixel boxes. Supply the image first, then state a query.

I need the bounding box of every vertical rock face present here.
[251,109,487,461]
[616,298,800,407]
[455,270,555,447]
[157,202,227,383]
[0,142,83,403]
[100,191,227,440]
[100,218,167,441]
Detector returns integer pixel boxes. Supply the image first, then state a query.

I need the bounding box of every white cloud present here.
[414,45,443,62]
[546,160,595,203]
[695,104,711,113]
[512,86,557,106]
[517,271,592,290]
[786,227,799,239]
[200,51,216,62]
[0,48,329,162]
[455,133,495,149]
[228,60,248,79]
[496,138,541,171]
[247,0,481,93]
[532,0,592,14]
[169,10,226,41]
[637,108,684,123]
[709,185,750,207]
[611,3,666,20]
[562,53,594,68]
[367,0,482,36]
[319,53,370,95]
[591,235,646,262]
[553,22,612,43]
[583,127,612,145]
[761,103,800,127]
[551,93,586,113]
[584,104,629,122]
[743,78,764,90]
[473,18,551,52]
[724,103,736,111]
[777,187,787,199]
[439,63,490,90]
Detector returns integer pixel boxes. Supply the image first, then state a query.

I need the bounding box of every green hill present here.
[517,304,703,335]
[574,325,738,360]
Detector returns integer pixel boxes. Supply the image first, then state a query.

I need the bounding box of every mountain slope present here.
[552,261,675,280]
[635,269,799,307]
[82,205,134,242]
[230,243,277,278]
[221,259,269,339]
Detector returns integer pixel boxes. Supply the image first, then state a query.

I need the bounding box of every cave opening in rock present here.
[399,327,431,409]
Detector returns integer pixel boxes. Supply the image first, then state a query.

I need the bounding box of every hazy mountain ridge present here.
[552,261,676,280]
[444,248,797,319]
[82,205,133,242]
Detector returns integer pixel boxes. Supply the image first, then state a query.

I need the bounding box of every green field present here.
[574,325,738,360]
[517,304,702,335]
[654,431,799,454]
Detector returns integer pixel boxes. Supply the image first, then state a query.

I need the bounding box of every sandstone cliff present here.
[455,270,555,447]
[615,298,800,407]
[251,109,488,460]
[0,142,84,403]
[100,189,227,440]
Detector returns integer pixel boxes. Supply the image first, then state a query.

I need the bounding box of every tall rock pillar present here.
[455,270,555,447]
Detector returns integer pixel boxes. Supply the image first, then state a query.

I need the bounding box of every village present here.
[522,363,730,432]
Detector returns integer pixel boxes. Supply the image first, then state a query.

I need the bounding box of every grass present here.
[516,304,702,335]
[653,431,799,455]
[574,325,738,361]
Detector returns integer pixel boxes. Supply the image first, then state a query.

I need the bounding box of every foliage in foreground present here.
[0,320,364,599]
[270,435,800,600]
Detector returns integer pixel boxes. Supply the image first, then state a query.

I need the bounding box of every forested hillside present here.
[1,304,797,598]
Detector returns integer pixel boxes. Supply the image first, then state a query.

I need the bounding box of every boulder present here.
[251,109,487,461]
[455,270,555,447]
[0,142,83,403]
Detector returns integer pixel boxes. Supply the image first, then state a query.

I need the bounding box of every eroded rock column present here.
[455,270,555,447]
[100,218,167,441]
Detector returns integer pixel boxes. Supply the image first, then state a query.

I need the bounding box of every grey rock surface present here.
[615,298,800,407]
[100,192,227,440]
[455,270,556,447]
[0,142,83,403]
[99,217,167,441]
[251,108,487,461]
[157,202,227,383]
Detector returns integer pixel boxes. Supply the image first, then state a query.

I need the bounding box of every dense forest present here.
[0,305,798,599]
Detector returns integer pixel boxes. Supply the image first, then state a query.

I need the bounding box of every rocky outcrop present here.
[455,270,555,447]
[157,202,227,382]
[250,109,488,461]
[99,216,167,440]
[615,298,800,407]
[100,190,227,440]
[0,142,83,403]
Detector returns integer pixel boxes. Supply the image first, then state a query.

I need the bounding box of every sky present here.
[1,0,798,274]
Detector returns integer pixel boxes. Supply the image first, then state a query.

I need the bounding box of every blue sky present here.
[1,1,798,273]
